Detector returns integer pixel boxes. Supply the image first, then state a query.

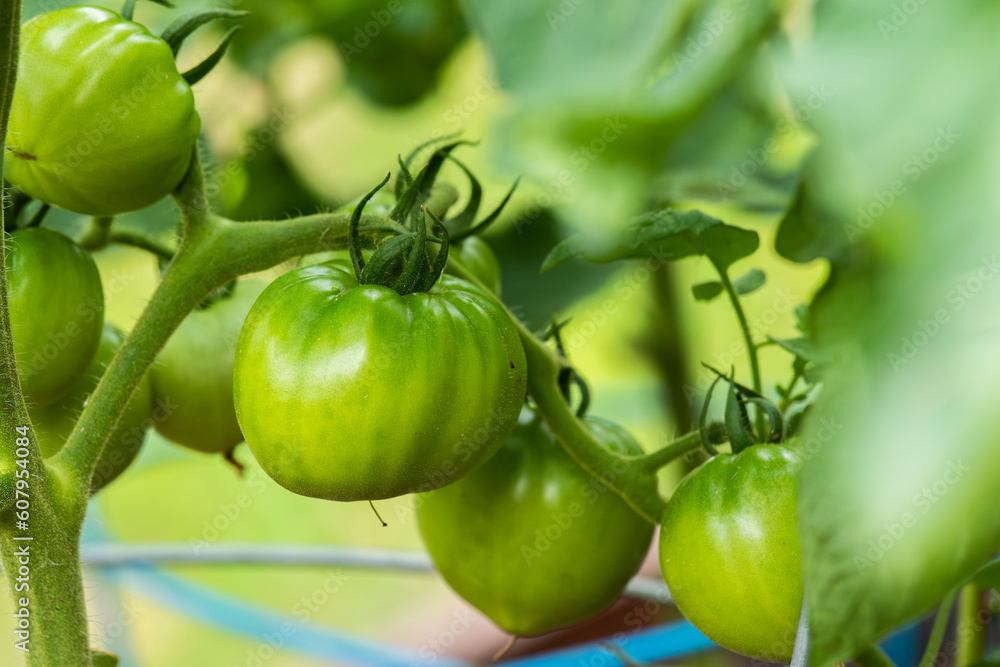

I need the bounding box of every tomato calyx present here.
[348,173,450,295]
[392,137,519,242]
[699,364,785,455]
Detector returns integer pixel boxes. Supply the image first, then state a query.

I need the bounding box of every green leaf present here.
[542,208,759,273]
[769,336,829,365]
[692,281,723,301]
[733,268,765,296]
[970,559,1000,590]
[792,0,1000,659]
[92,649,119,667]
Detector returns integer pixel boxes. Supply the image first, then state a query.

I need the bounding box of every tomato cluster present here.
[1,7,812,658]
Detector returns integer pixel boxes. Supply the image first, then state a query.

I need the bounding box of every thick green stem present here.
[957,584,985,667]
[448,257,668,523]
[855,646,899,667]
[635,431,702,471]
[0,4,93,664]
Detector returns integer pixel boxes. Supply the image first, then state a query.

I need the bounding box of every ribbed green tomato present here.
[151,280,267,454]
[417,413,654,636]
[6,7,200,215]
[454,236,502,295]
[233,260,526,501]
[659,445,803,662]
[4,227,104,406]
[31,322,153,491]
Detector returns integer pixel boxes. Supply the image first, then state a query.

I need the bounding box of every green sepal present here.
[698,374,723,456]
[122,0,173,22]
[390,141,469,227]
[449,172,519,243]
[394,133,463,201]
[724,368,755,453]
[349,173,392,279]
[182,26,241,86]
[162,9,249,54]
[745,396,784,444]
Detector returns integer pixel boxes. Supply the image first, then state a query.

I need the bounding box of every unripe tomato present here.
[31,322,153,491]
[6,7,201,215]
[417,413,654,636]
[659,445,803,662]
[454,236,502,296]
[4,227,104,406]
[151,280,267,454]
[233,260,526,501]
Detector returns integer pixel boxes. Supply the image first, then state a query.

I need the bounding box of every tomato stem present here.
[956,584,986,667]
[713,260,764,437]
[916,589,957,667]
[447,255,666,523]
[635,431,702,471]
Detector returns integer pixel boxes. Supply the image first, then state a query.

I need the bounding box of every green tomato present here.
[31,322,153,491]
[4,227,104,406]
[418,413,654,636]
[233,260,526,501]
[6,7,200,216]
[454,236,502,296]
[151,280,267,454]
[659,445,803,662]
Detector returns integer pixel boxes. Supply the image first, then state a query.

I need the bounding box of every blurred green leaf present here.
[542,208,759,272]
[465,0,786,231]
[692,281,724,302]
[970,559,1000,590]
[768,336,827,365]
[91,650,119,667]
[733,268,765,295]
[787,1,1000,664]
